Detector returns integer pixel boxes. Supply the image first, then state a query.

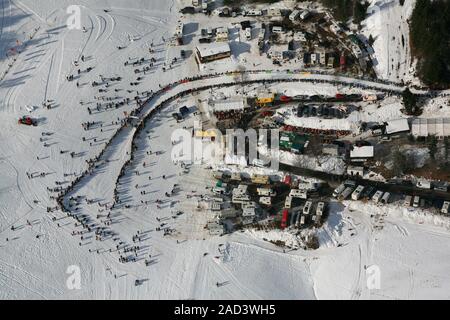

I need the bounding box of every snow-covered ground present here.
[0,0,450,300]
[362,0,418,84]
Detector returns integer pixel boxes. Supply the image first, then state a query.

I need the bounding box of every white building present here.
[195,42,231,64]
[385,118,410,135]
[350,146,374,160]
[211,97,247,113]
[347,165,364,177]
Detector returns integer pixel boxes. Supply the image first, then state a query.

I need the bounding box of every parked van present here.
[413,196,420,208]
[259,197,271,205]
[441,201,450,214]
[332,183,346,198]
[284,196,292,209]
[316,202,325,216]
[290,189,308,199]
[257,188,276,197]
[351,185,365,201]
[300,215,305,225]
[380,192,391,204]
[245,9,262,16]
[303,201,312,215]
[372,190,384,203]
[403,195,412,207]
[245,27,252,40]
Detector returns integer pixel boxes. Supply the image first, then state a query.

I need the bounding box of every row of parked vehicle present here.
[333,180,450,215]
[296,104,348,119]
[332,180,391,204]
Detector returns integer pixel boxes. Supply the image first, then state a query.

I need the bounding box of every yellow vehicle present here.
[256,94,275,106]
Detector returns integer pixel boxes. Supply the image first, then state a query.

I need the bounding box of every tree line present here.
[410,0,450,88]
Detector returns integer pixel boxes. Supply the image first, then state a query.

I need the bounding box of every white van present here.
[441,201,450,214]
[351,185,365,201]
[272,26,283,33]
[303,201,312,215]
[284,196,292,209]
[257,188,275,197]
[289,189,308,199]
[245,9,262,16]
[316,202,325,217]
[403,195,412,207]
[372,190,384,203]
[245,27,252,40]
[413,196,420,208]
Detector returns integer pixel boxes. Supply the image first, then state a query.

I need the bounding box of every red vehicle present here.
[279,95,292,103]
[18,116,37,126]
[283,175,292,186]
[281,209,289,229]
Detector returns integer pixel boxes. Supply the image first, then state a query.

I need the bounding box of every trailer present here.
[351,185,365,201]
[380,192,391,204]
[332,183,346,198]
[338,187,354,200]
[403,195,412,207]
[281,209,289,229]
[441,201,450,214]
[372,190,384,203]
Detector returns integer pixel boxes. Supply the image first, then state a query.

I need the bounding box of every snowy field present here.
[0,0,450,300]
[362,0,417,84]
